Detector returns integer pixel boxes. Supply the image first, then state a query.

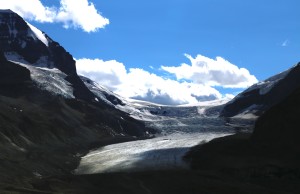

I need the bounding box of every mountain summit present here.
[0,9,76,75]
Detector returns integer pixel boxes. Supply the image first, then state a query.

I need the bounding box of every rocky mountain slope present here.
[220,62,300,117]
[0,9,154,189]
[185,61,300,193]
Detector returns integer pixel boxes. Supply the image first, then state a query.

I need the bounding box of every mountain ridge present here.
[220,62,300,118]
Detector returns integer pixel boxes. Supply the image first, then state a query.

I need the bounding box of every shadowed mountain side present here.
[0,52,153,189]
[185,87,300,193]
[0,52,30,84]
[252,87,300,151]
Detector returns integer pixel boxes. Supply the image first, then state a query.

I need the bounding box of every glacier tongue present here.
[75,132,231,174]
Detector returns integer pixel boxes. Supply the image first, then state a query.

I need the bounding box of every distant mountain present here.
[79,74,239,134]
[220,62,300,117]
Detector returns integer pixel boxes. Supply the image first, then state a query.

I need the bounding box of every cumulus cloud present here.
[162,54,258,88]
[76,58,222,105]
[76,54,258,105]
[0,0,109,32]
[76,58,127,90]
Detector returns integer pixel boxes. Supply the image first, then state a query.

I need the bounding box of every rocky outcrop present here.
[220,62,300,117]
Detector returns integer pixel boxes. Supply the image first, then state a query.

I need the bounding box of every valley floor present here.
[1,132,300,194]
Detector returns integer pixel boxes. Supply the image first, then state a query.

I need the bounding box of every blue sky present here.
[2,0,300,104]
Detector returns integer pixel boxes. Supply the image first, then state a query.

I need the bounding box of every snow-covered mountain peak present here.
[26,21,49,46]
[0,9,76,75]
[0,9,48,46]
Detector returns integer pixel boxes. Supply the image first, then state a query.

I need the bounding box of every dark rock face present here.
[221,62,300,117]
[80,76,126,106]
[0,9,76,75]
[252,87,300,151]
[0,52,30,84]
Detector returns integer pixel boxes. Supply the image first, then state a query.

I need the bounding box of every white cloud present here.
[56,0,109,32]
[162,54,258,88]
[75,58,127,90]
[0,0,109,32]
[76,58,223,105]
[76,54,258,105]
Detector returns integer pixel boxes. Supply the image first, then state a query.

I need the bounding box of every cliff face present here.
[0,9,76,75]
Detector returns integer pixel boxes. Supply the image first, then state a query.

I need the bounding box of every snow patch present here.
[6,56,74,99]
[242,67,292,96]
[227,67,293,110]
[197,107,206,116]
[5,52,54,69]
[26,22,49,46]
